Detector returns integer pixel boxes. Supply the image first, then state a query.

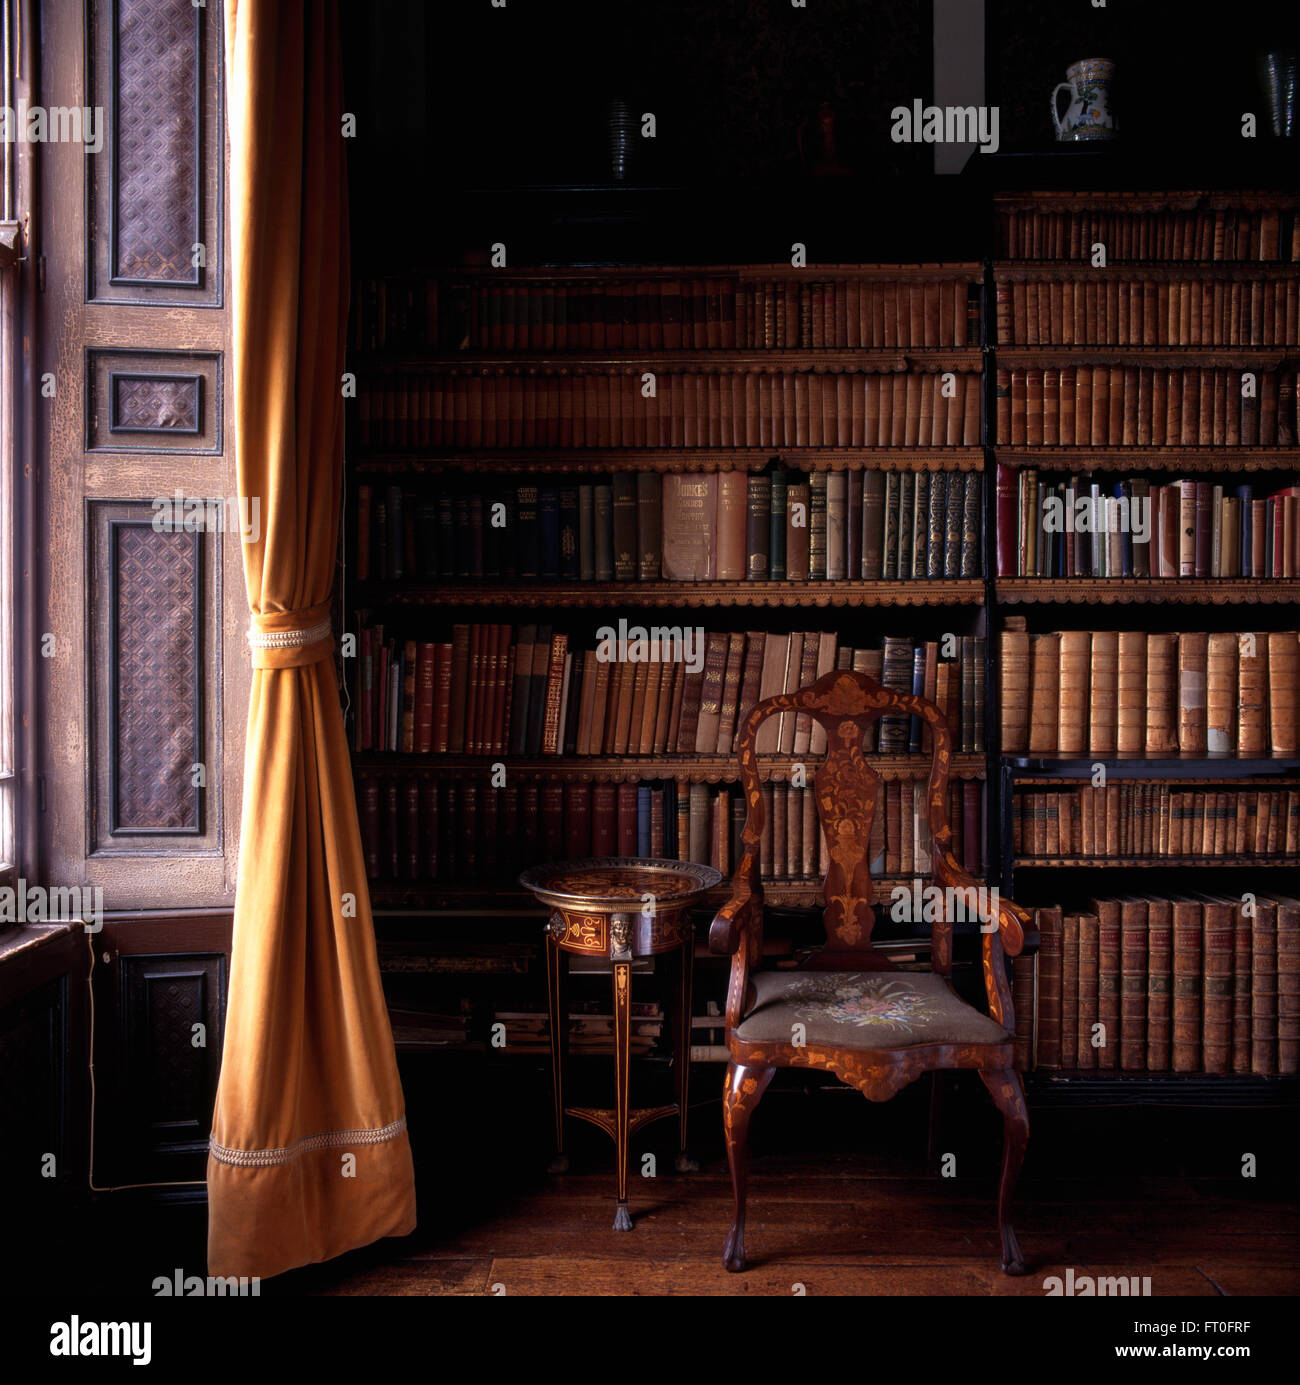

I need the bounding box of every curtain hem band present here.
[210,1115,408,1168]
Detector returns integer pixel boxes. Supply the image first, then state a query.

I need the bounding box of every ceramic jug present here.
[1052,59,1116,141]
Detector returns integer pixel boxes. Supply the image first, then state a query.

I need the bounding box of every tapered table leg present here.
[612,960,633,1229]
[674,933,697,1173]
[545,932,569,1174]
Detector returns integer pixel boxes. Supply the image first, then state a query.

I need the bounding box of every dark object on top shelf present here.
[1258,50,1297,138]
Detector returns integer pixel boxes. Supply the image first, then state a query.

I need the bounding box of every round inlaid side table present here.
[519,856,722,1230]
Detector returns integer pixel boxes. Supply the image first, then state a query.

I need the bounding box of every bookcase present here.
[345,262,996,1061]
[342,187,1300,1100]
[989,188,1300,1102]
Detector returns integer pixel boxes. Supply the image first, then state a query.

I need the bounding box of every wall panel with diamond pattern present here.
[87,0,222,305]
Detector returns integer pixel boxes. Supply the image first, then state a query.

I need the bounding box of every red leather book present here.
[1193,893,1236,1075]
[519,782,541,872]
[480,783,499,876]
[414,642,437,756]
[1011,955,1035,1071]
[592,782,617,858]
[1194,481,1212,578]
[1119,897,1148,1071]
[650,787,666,858]
[419,778,439,879]
[359,777,380,879]
[961,781,980,875]
[616,782,639,856]
[1251,897,1279,1075]
[540,780,564,863]
[383,777,401,880]
[1093,897,1122,1070]
[541,632,569,755]
[1060,914,1080,1070]
[495,638,515,758]
[1075,913,1099,1071]
[432,641,453,754]
[1268,893,1300,1075]
[464,624,483,756]
[996,463,1017,577]
[1233,898,1253,1074]
[1145,897,1172,1070]
[402,778,420,879]
[1035,906,1063,1070]
[565,781,592,860]
[1171,898,1203,1072]
[447,624,471,754]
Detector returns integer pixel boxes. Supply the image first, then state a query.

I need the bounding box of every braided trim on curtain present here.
[209,1116,408,1168]
[246,618,334,650]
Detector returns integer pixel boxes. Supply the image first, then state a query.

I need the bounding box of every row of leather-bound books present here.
[353,622,987,760]
[350,270,981,353]
[1018,896,1300,1076]
[490,1005,664,1058]
[997,469,1300,579]
[994,365,1298,448]
[995,274,1300,348]
[354,366,984,451]
[355,774,984,884]
[1013,785,1300,860]
[355,467,984,585]
[994,206,1299,263]
[999,626,1300,757]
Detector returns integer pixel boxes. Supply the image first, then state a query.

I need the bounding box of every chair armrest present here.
[933,852,1031,957]
[709,889,761,956]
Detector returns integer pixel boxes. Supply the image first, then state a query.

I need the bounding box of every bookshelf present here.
[345,261,994,1063]
[342,185,1298,1103]
[989,186,1300,1102]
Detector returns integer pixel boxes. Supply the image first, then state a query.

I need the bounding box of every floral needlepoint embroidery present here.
[783,975,942,1033]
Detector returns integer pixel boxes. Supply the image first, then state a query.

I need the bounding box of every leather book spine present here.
[1094,898,1122,1070]
[1012,955,1036,1071]
[1267,632,1299,754]
[1233,900,1253,1074]
[1275,895,1300,1074]
[1060,913,1080,1070]
[1198,895,1235,1075]
[1087,630,1119,757]
[1146,898,1173,1070]
[861,468,885,579]
[1027,632,1061,754]
[716,471,749,581]
[809,471,828,580]
[1251,898,1279,1075]
[1120,898,1149,1070]
[540,634,569,756]
[414,641,435,755]
[785,480,811,581]
[746,474,772,580]
[1057,630,1092,757]
[1171,899,1203,1073]
[616,782,638,857]
[846,467,863,581]
[1177,630,1209,754]
[769,467,788,580]
[448,623,472,754]
[1116,631,1147,755]
[611,473,638,582]
[565,781,592,860]
[635,472,661,582]
[694,632,730,754]
[825,470,848,581]
[593,484,614,582]
[1036,906,1063,1070]
[1075,913,1099,1071]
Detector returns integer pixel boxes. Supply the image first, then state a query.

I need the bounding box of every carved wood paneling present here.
[87,0,223,304]
[111,373,201,433]
[87,501,222,857]
[0,977,68,1188]
[110,521,201,834]
[87,349,222,453]
[120,953,225,1164]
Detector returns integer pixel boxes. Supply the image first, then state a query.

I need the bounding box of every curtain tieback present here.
[247,604,335,669]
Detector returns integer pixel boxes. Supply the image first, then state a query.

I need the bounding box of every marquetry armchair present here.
[709,668,1034,1274]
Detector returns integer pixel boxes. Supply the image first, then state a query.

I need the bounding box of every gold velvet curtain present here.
[208,0,416,1279]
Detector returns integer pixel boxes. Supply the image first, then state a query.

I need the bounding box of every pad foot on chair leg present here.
[1001,1228,1026,1276]
[722,1225,746,1273]
[612,1201,633,1231]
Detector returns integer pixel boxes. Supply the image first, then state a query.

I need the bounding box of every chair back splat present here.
[733,667,956,973]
